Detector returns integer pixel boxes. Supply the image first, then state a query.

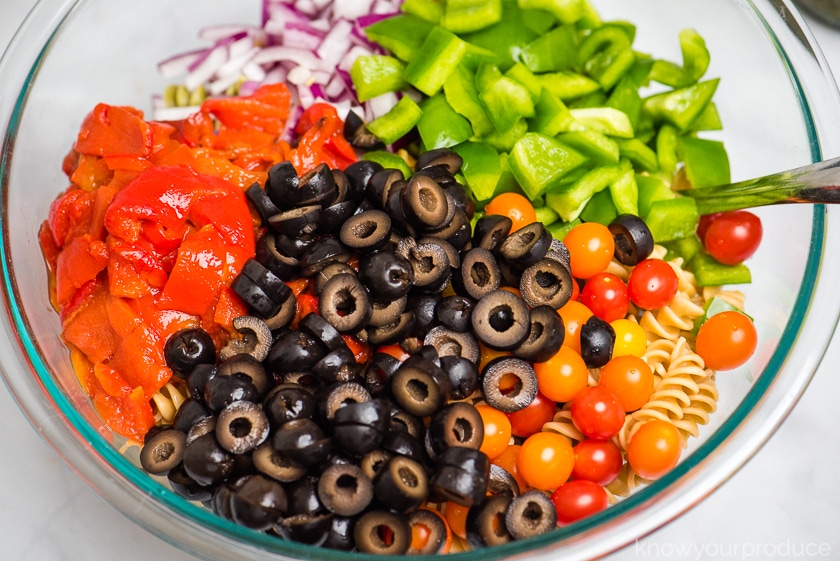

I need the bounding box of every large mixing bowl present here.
[2,0,840,560]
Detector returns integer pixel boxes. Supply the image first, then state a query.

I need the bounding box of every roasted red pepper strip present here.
[75,104,154,158]
[200,83,292,137]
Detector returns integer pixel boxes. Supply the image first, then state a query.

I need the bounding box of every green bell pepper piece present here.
[580,188,618,225]
[606,75,642,128]
[463,4,539,71]
[517,0,586,23]
[401,0,444,23]
[444,65,495,137]
[367,96,423,146]
[509,132,588,200]
[519,25,577,73]
[505,63,543,104]
[636,174,675,217]
[656,124,679,174]
[687,102,723,132]
[546,163,624,222]
[535,204,560,226]
[403,26,469,96]
[690,252,752,286]
[575,24,632,67]
[569,107,634,138]
[418,94,473,150]
[363,15,435,62]
[452,141,503,202]
[574,0,602,29]
[549,218,581,240]
[692,296,745,334]
[529,88,574,136]
[649,28,710,88]
[350,56,408,102]
[583,46,636,90]
[568,90,608,109]
[362,151,413,178]
[486,118,529,152]
[539,71,601,101]
[617,138,659,173]
[557,129,619,165]
[643,78,719,130]
[680,136,730,188]
[476,63,536,133]
[608,163,638,215]
[643,197,699,243]
[663,234,703,263]
[441,0,503,33]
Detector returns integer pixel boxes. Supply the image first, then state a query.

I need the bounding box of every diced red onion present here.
[153,106,202,122]
[317,19,354,68]
[357,12,398,27]
[333,0,376,20]
[339,45,373,72]
[252,45,329,72]
[199,24,267,43]
[365,91,399,122]
[185,44,229,91]
[158,49,205,79]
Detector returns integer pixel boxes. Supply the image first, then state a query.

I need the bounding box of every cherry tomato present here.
[507,392,557,438]
[410,507,452,554]
[610,318,647,357]
[443,502,469,539]
[476,404,512,460]
[570,385,625,440]
[492,444,528,493]
[571,439,623,486]
[626,420,682,480]
[550,480,609,525]
[695,310,757,370]
[563,222,615,279]
[598,355,654,412]
[703,210,763,265]
[627,258,679,310]
[517,432,575,491]
[484,192,537,233]
[558,300,593,354]
[580,272,629,323]
[696,212,722,241]
[534,346,589,403]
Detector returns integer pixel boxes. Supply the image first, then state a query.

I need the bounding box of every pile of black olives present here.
[142,148,641,553]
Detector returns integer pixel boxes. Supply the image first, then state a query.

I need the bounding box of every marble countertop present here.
[1,2,839,560]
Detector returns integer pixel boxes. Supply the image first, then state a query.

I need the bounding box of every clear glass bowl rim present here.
[1,1,840,560]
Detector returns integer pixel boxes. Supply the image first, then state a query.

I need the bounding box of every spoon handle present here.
[680,155,840,214]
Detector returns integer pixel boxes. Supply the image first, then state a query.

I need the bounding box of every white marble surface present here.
[1,1,840,560]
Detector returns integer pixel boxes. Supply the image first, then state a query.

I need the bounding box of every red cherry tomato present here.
[627,258,679,310]
[696,212,722,241]
[507,392,557,438]
[484,192,537,233]
[627,420,682,480]
[563,222,615,279]
[550,480,609,524]
[572,439,624,486]
[570,385,625,440]
[702,210,763,265]
[580,272,629,323]
[695,310,757,370]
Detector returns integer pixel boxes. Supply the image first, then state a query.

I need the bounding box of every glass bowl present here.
[2,0,840,560]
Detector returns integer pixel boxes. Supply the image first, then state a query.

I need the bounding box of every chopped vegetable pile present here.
[38,0,765,555]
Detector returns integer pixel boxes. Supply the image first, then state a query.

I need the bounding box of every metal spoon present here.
[680,156,840,215]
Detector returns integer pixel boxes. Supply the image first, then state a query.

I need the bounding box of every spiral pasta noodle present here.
[151,382,189,424]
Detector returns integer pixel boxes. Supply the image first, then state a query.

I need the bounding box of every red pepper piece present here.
[54,234,109,305]
[92,384,156,442]
[69,153,113,191]
[200,83,291,137]
[47,188,95,248]
[75,104,154,158]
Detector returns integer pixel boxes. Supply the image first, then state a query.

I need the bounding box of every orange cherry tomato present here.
[563,222,615,279]
[558,300,593,354]
[695,311,757,370]
[598,355,655,412]
[484,192,537,233]
[627,420,683,480]
[517,431,574,491]
[444,502,469,539]
[491,444,528,493]
[409,507,452,554]
[534,346,589,403]
[476,404,512,460]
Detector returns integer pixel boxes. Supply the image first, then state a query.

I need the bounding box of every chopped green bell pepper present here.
[350,56,408,102]
[535,204,560,226]
[519,25,577,73]
[649,28,710,88]
[687,102,723,132]
[452,141,503,201]
[517,0,586,24]
[617,138,658,173]
[569,107,634,138]
[505,63,543,104]
[690,252,752,286]
[367,95,423,146]
[441,0,503,33]
[655,124,679,174]
[580,187,618,225]
[403,26,469,96]
[362,151,413,178]
[401,0,444,23]
[486,118,529,152]
[606,75,642,128]
[418,93,473,150]
[363,14,435,62]
[549,217,581,240]
[636,174,675,217]
[663,234,703,263]
[476,63,536,133]
[539,71,601,101]
[680,136,730,188]
[443,65,495,136]
[509,132,588,200]
[608,163,638,215]
[692,296,744,334]
[530,88,574,136]
[643,78,719,130]
[557,129,619,165]
[643,196,699,243]
[546,163,624,222]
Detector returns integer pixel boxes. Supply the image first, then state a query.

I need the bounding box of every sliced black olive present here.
[275,232,318,260]
[172,398,211,433]
[299,237,352,277]
[407,241,451,290]
[140,428,186,475]
[297,163,336,207]
[610,213,654,266]
[471,290,531,350]
[186,364,217,400]
[390,361,446,417]
[519,256,574,310]
[358,250,414,300]
[580,315,616,368]
[323,515,357,551]
[407,508,449,554]
[313,261,356,296]
[320,200,359,234]
[210,481,235,520]
[316,463,374,517]
[363,352,401,397]
[428,402,484,456]
[466,495,513,549]
[344,159,383,201]
[281,371,324,394]
[458,248,502,300]
[219,316,272,362]
[343,110,385,150]
[245,182,281,224]
[272,418,332,468]
[164,328,216,378]
[366,311,415,346]
[215,400,270,455]
[430,447,490,507]
[419,236,460,269]
[252,442,307,482]
[204,374,260,413]
[268,204,322,236]
[481,357,539,413]
[263,384,316,430]
[319,273,373,333]
[255,232,300,281]
[312,345,361,384]
[359,449,393,481]
[505,490,557,540]
[353,510,411,555]
[319,381,371,423]
[332,398,392,456]
[228,474,288,530]
[367,167,405,206]
[473,214,513,251]
[440,355,480,400]
[298,312,346,351]
[368,295,407,328]
[182,432,234,487]
[498,221,552,269]
[435,295,474,332]
[408,293,440,337]
[340,209,392,253]
[547,237,572,270]
[514,305,566,363]
[380,427,426,464]
[390,408,425,440]
[416,147,464,175]
[402,174,450,230]
[265,161,300,210]
[232,259,286,318]
[373,455,429,513]
[286,475,325,516]
[276,513,334,546]
[268,329,327,373]
[185,416,216,446]
[424,326,480,365]
[330,169,351,206]
[488,464,521,498]
[167,464,213,503]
